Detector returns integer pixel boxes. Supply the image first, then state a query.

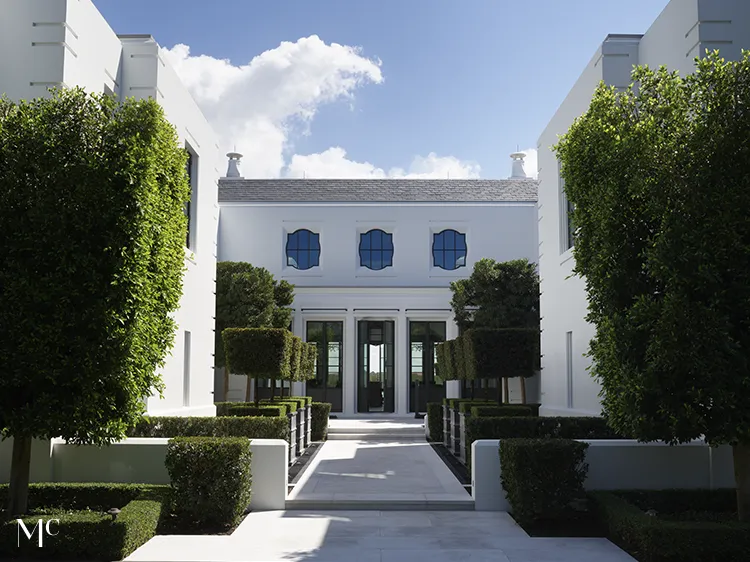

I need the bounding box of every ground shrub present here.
[215,403,287,417]
[470,406,533,418]
[426,403,443,441]
[127,416,289,441]
[311,402,332,441]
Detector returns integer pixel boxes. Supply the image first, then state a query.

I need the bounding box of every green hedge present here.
[311,402,332,441]
[262,398,305,411]
[0,484,167,560]
[443,340,456,381]
[592,490,750,562]
[289,396,313,407]
[453,336,468,380]
[222,327,293,380]
[127,416,289,441]
[465,416,625,444]
[165,437,252,529]
[426,403,443,442]
[500,438,589,525]
[470,405,533,418]
[463,328,538,379]
[435,343,446,381]
[458,400,497,414]
[299,344,316,381]
[215,403,287,417]
[288,336,302,382]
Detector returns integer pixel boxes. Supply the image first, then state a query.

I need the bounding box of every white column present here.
[343,312,356,415]
[396,311,408,415]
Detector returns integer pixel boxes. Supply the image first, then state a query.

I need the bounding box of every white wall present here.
[537,0,750,417]
[0,0,219,417]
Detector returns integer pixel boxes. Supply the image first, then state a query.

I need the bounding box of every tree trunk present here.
[733,442,750,521]
[270,379,276,400]
[253,377,259,407]
[245,376,252,403]
[223,368,230,402]
[6,435,32,518]
[520,377,527,404]
[503,377,510,403]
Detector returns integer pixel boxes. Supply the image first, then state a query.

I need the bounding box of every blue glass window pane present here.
[371,255,382,270]
[371,231,382,251]
[299,229,309,248]
[455,252,466,268]
[434,233,443,251]
[434,251,444,269]
[297,251,309,270]
[287,229,320,270]
[288,232,298,251]
[311,233,321,251]
[456,233,466,251]
[444,250,455,268]
[383,234,393,251]
[445,230,455,248]
[361,233,370,250]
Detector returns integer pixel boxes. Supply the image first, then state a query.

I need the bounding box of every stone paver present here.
[125,510,637,562]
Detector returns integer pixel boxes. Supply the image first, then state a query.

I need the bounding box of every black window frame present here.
[286,229,321,270]
[359,229,394,271]
[432,229,467,270]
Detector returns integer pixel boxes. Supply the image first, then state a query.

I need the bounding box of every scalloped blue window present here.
[433,229,467,270]
[359,229,393,270]
[286,229,320,270]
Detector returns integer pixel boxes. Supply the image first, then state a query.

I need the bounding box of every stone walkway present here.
[126,510,637,562]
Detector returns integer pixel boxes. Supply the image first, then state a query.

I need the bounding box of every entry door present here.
[409,321,446,413]
[306,321,344,412]
[357,320,395,413]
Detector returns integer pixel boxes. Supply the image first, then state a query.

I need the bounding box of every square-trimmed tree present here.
[0,88,190,516]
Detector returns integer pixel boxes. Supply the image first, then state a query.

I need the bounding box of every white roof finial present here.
[225,152,243,179]
[510,151,527,179]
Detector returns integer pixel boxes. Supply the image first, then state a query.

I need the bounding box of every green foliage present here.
[214,262,295,368]
[214,403,287,417]
[288,336,302,382]
[435,343,446,380]
[500,438,589,525]
[126,416,289,441]
[555,50,750,447]
[311,403,332,441]
[453,336,470,381]
[450,258,540,332]
[470,406,533,418]
[222,328,293,380]
[465,416,624,447]
[463,328,538,379]
[441,341,456,381]
[592,490,750,562]
[289,396,313,407]
[165,437,251,529]
[0,87,189,445]
[458,400,496,414]
[0,484,167,560]
[427,403,443,442]
[299,343,317,381]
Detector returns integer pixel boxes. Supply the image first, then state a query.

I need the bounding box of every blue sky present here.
[94,0,669,179]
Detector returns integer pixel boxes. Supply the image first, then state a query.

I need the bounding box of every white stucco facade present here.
[0,0,220,416]
[218,177,539,415]
[538,0,750,416]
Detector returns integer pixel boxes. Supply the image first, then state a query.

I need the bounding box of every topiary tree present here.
[299,343,317,383]
[222,328,294,406]
[215,262,294,400]
[0,88,190,516]
[450,258,540,402]
[555,50,750,520]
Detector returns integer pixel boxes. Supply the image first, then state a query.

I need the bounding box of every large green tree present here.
[214,262,294,400]
[450,258,540,401]
[0,88,190,516]
[555,51,750,520]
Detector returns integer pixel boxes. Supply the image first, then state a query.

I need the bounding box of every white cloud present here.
[519,148,538,179]
[163,36,482,179]
[286,147,480,179]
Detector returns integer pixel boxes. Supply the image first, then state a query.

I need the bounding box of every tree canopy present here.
[555,50,750,519]
[0,88,190,514]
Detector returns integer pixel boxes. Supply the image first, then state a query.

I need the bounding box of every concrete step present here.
[327,433,426,441]
[285,498,475,511]
[328,426,424,434]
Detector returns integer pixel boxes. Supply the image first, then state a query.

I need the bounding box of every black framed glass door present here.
[306,321,343,412]
[357,320,395,413]
[409,321,446,413]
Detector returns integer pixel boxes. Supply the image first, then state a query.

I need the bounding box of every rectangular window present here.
[565,331,573,409]
[183,331,191,407]
[559,161,574,253]
[185,146,198,250]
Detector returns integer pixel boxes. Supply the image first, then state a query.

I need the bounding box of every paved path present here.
[126,510,637,562]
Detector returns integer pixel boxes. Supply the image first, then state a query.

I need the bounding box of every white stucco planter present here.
[472,439,736,512]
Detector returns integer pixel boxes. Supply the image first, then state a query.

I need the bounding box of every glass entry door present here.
[306,321,343,412]
[357,320,395,413]
[409,321,446,413]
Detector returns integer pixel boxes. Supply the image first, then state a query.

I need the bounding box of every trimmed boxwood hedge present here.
[215,402,288,417]
[426,402,443,442]
[0,483,167,560]
[311,402,332,441]
[127,416,289,441]
[222,327,293,379]
[463,328,538,379]
[458,400,497,414]
[471,405,533,418]
[465,415,625,445]
[500,438,589,525]
[592,489,750,562]
[262,398,304,411]
[288,396,313,407]
[165,437,251,529]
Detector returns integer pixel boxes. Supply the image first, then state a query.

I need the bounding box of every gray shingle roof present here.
[218,178,538,203]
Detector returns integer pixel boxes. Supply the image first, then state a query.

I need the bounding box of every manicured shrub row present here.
[126,416,289,441]
[215,402,287,417]
[466,415,625,445]
[592,489,750,562]
[458,400,497,414]
[426,402,443,441]
[165,437,252,530]
[0,484,167,560]
[470,405,533,418]
[311,402,332,441]
[499,438,589,525]
[261,397,306,411]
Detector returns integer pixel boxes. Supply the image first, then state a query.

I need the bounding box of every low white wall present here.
[472,439,736,511]
[0,437,288,512]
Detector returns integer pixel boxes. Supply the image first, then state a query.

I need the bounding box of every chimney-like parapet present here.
[510,152,527,179]
[225,152,243,179]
